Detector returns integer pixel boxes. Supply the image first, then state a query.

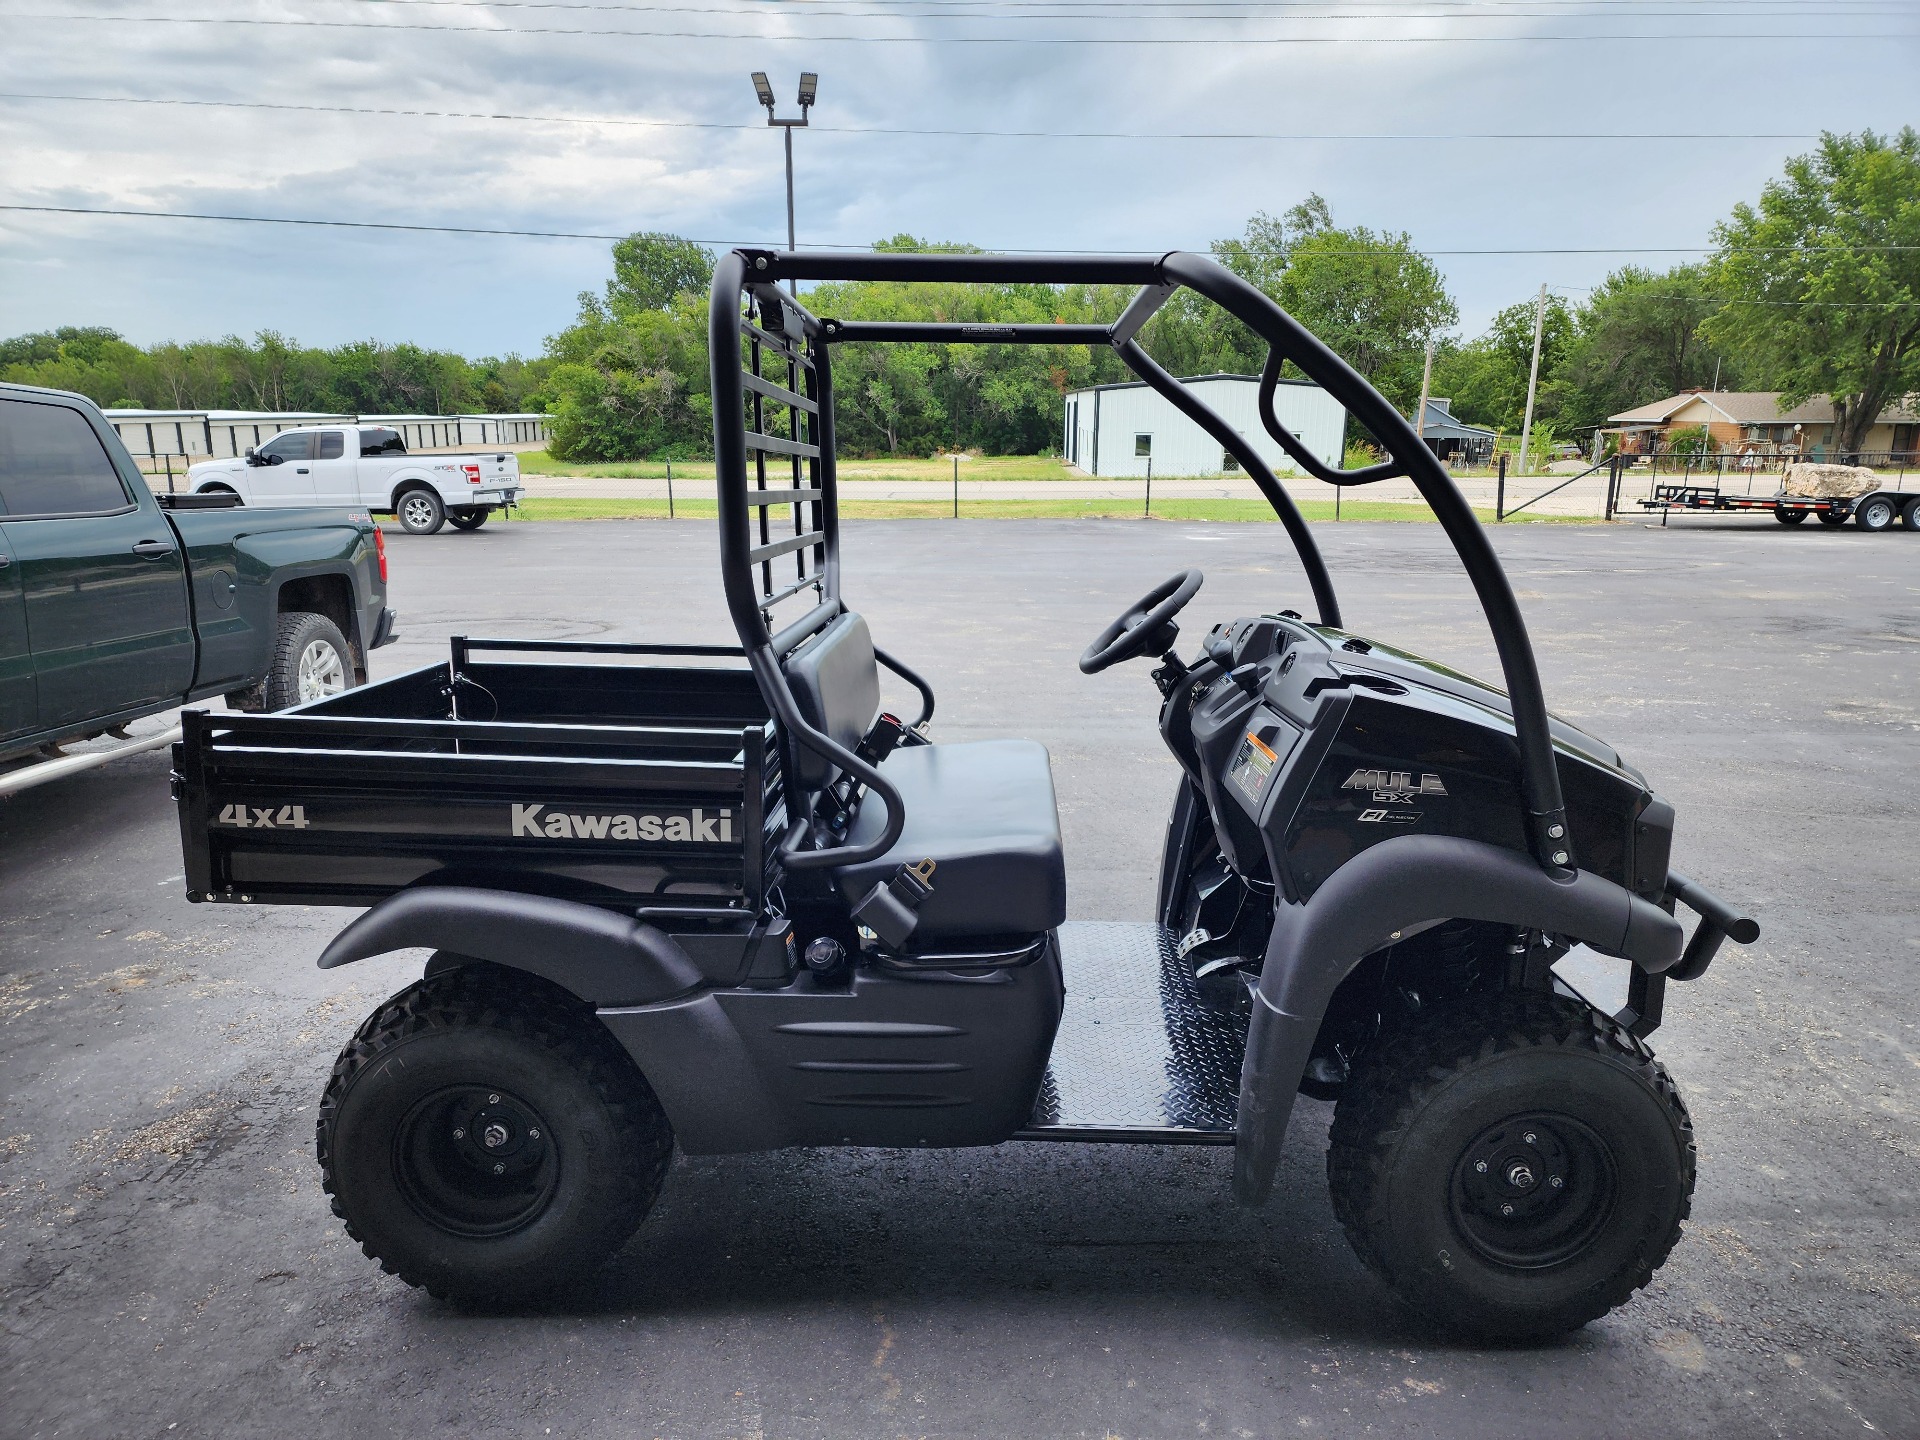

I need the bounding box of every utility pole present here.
[751,71,817,297]
[1516,283,1547,479]
[1414,334,1436,445]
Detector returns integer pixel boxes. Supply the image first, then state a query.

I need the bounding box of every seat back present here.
[781,610,880,788]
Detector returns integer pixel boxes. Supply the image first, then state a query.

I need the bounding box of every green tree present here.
[1276,226,1459,408]
[1550,265,1739,435]
[1432,292,1576,432]
[1211,196,1332,295]
[608,233,716,315]
[541,292,711,462]
[0,325,544,417]
[1143,198,1335,377]
[1706,128,1920,453]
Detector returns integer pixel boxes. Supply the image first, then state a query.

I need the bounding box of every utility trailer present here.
[1639,480,1920,531]
[176,246,1759,1342]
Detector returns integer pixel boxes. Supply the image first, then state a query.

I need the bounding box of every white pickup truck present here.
[187,424,523,534]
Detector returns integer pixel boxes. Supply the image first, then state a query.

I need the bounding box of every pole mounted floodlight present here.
[749,70,818,294]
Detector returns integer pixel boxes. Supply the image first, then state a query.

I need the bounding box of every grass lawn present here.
[505,497,1585,524]
[520,452,1224,484]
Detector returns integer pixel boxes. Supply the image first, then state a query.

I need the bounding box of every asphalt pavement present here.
[3,515,1916,1438]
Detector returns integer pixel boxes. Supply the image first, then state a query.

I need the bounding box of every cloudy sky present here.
[3,0,1916,357]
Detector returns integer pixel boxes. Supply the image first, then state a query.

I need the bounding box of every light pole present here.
[1516,283,1547,479]
[751,70,816,297]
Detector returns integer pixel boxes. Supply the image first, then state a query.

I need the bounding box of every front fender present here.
[1232,834,1683,1205]
[318,885,704,1007]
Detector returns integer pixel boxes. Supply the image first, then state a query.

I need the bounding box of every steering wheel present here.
[1079,569,1205,674]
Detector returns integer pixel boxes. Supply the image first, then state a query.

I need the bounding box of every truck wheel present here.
[317,966,673,1305]
[1854,495,1896,531]
[397,488,446,535]
[448,507,489,530]
[1327,991,1694,1342]
[265,611,355,710]
[1771,505,1808,525]
[1902,497,1920,532]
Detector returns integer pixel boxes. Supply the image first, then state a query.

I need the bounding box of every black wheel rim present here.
[393,1085,560,1238]
[1448,1112,1617,1270]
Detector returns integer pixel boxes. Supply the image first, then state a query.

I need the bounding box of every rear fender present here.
[317,885,703,1007]
[388,473,442,510]
[1232,834,1683,1205]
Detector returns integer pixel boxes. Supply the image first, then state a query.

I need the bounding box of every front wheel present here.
[396,487,446,535]
[1902,497,1920,531]
[1772,505,1808,525]
[317,967,672,1304]
[448,507,489,530]
[1816,509,1848,527]
[1328,992,1694,1342]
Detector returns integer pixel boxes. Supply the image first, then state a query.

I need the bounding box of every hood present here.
[1312,626,1632,776]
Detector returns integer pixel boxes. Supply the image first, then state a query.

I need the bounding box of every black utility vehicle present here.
[175,250,1757,1340]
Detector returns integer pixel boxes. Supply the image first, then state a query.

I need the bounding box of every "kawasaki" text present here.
[510,804,733,843]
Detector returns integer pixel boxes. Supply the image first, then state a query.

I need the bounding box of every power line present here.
[0,92,1823,144]
[9,203,1920,269]
[341,0,1906,20]
[11,11,1909,43]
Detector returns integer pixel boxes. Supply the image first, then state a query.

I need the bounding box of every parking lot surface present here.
[3,517,1916,1439]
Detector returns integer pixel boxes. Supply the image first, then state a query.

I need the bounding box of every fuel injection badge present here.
[1343,768,1447,824]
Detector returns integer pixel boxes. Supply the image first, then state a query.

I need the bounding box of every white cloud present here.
[1,0,1913,352]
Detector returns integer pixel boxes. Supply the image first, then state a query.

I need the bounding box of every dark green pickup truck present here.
[1,382,395,780]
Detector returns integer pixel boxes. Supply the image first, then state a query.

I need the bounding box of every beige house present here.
[1603,391,1920,459]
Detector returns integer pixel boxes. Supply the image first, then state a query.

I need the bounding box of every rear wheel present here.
[1772,505,1808,525]
[1816,508,1848,527]
[1902,497,1920,532]
[1328,991,1694,1342]
[448,507,489,530]
[264,611,355,710]
[317,967,672,1305]
[396,487,446,535]
[1855,495,1896,531]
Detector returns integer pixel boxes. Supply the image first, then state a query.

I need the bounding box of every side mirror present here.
[244,447,257,465]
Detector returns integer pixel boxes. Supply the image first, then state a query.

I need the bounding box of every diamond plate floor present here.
[1019,921,1248,1142]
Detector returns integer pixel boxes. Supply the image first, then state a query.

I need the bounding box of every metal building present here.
[360,414,553,451]
[1411,398,1497,466]
[1061,373,1347,478]
[104,409,551,462]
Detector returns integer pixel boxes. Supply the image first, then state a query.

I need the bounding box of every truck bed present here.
[173,639,786,911]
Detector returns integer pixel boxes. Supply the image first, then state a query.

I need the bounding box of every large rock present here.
[1782,462,1879,498]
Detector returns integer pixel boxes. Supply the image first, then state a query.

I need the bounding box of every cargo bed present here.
[173,638,786,912]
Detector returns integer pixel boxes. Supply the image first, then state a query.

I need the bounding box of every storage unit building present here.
[104,410,353,461]
[105,409,551,460]
[360,414,551,452]
[1061,373,1347,478]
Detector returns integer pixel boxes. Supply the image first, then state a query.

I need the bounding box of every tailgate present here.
[446,453,519,490]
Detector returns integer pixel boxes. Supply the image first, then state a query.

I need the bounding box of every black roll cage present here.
[709,248,1575,884]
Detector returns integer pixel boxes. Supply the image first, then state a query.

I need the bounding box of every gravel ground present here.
[2,515,1915,1439]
